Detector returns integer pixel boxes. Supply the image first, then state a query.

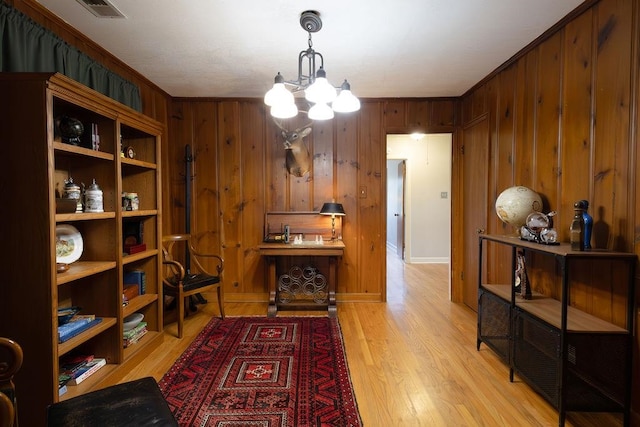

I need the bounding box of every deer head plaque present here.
[273,119,313,177]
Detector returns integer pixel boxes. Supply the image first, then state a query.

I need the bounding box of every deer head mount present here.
[273,118,313,177]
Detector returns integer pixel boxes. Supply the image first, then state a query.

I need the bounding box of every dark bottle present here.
[570,202,585,251]
[580,200,593,249]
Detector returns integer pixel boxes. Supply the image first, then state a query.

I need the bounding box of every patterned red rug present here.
[159,317,362,426]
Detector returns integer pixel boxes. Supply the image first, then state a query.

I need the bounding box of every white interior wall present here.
[387,134,452,263]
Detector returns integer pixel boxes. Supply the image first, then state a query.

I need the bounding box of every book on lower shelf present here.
[123,321,148,348]
[60,353,95,377]
[58,318,103,343]
[67,357,107,385]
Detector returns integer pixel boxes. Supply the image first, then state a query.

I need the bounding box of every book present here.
[124,270,146,295]
[67,358,107,386]
[69,314,96,322]
[60,354,94,376]
[123,321,147,338]
[123,321,147,347]
[58,384,68,397]
[58,373,72,388]
[124,327,147,348]
[58,317,92,340]
[58,318,103,343]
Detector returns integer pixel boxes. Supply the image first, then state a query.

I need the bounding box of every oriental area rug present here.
[159,317,362,427]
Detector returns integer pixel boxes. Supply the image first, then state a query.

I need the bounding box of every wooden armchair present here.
[161,234,225,338]
[0,338,23,427]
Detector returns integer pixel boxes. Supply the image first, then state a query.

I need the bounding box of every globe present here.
[495,186,543,228]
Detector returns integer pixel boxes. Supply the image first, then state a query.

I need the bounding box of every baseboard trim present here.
[222,292,383,304]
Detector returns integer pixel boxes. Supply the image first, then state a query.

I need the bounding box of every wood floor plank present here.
[119,250,622,426]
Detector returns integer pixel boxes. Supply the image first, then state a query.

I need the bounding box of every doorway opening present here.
[386,133,453,298]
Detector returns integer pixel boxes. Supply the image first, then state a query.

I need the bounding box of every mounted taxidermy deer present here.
[273,118,313,177]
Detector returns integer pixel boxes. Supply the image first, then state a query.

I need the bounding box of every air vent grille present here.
[76,0,125,18]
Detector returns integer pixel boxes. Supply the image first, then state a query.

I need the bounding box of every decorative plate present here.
[56,224,83,264]
[123,312,144,331]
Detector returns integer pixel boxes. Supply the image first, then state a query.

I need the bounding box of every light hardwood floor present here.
[122,250,622,426]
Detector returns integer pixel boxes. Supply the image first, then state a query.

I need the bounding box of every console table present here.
[259,241,345,317]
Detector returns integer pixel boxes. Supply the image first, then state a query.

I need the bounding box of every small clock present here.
[125,146,136,159]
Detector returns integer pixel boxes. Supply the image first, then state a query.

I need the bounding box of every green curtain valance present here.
[0,2,141,111]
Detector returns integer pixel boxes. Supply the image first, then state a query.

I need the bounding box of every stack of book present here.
[58,354,107,391]
[58,315,102,343]
[123,321,147,348]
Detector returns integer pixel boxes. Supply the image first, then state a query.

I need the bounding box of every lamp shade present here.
[308,102,334,121]
[270,102,298,119]
[304,68,337,104]
[332,80,361,113]
[320,202,345,216]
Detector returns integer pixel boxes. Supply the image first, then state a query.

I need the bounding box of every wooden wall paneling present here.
[560,10,594,242]
[460,115,490,310]
[493,65,518,286]
[335,113,361,297]
[634,0,640,411]
[593,0,633,252]
[240,102,268,295]
[166,101,194,235]
[450,128,464,303]
[462,85,488,125]
[357,102,385,296]
[526,32,565,297]
[534,31,563,212]
[265,119,288,211]
[586,0,634,329]
[383,100,407,129]
[484,76,504,285]
[218,101,244,292]
[513,50,538,191]
[406,99,431,130]
[312,120,336,209]
[191,101,220,260]
[430,99,457,129]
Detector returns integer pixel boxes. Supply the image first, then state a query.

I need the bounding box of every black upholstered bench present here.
[46,376,177,426]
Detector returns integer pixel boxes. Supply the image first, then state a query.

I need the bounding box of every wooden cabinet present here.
[0,73,163,426]
[477,234,635,427]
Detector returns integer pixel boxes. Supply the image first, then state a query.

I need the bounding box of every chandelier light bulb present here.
[332,80,361,113]
[270,102,298,119]
[264,73,294,107]
[305,68,337,104]
[308,102,334,120]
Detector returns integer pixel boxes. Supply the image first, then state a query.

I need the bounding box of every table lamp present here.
[320,202,346,240]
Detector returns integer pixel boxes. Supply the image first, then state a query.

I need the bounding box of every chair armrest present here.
[190,250,224,276]
[162,259,186,288]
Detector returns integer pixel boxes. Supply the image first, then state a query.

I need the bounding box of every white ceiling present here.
[36,0,584,99]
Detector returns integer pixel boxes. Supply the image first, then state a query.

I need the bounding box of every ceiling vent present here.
[76,0,126,18]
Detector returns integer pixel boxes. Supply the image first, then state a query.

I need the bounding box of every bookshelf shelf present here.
[58,318,117,356]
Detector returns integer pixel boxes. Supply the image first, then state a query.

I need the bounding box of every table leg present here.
[328,255,337,318]
[266,256,278,317]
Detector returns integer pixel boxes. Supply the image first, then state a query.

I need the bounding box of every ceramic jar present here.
[84,179,104,213]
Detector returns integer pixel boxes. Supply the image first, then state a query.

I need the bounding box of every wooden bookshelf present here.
[0,73,164,426]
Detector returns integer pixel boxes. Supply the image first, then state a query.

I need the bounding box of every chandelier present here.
[264,10,361,121]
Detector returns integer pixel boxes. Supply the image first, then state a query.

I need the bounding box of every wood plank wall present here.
[166,98,456,302]
[455,0,640,420]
